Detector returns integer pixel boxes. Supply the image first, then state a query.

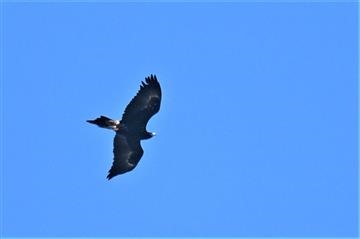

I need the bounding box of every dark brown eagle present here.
[87,74,161,180]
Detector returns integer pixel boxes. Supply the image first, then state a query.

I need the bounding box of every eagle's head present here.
[142,131,156,140]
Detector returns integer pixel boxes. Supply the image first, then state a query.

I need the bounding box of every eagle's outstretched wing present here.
[107,133,144,180]
[120,74,161,133]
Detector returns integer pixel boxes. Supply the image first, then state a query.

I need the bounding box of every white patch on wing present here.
[125,151,135,167]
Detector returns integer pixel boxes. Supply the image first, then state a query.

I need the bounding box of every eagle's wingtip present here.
[145,74,158,84]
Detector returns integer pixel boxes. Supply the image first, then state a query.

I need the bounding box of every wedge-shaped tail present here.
[87,115,120,130]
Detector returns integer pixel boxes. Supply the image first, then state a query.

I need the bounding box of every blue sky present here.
[2,2,358,237]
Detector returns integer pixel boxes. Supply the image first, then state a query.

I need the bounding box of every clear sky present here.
[2,2,358,237]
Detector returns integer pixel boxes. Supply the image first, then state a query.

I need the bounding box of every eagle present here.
[87,74,161,180]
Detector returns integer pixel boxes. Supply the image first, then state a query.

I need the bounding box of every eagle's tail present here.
[87,115,120,131]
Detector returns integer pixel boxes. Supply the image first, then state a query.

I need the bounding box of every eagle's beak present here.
[151,132,156,136]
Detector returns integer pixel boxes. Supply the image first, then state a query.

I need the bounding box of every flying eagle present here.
[87,74,161,180]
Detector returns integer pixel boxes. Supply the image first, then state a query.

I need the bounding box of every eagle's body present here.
[87,75,161,180]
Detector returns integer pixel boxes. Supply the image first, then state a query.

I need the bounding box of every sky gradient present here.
[2,2,358,237]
